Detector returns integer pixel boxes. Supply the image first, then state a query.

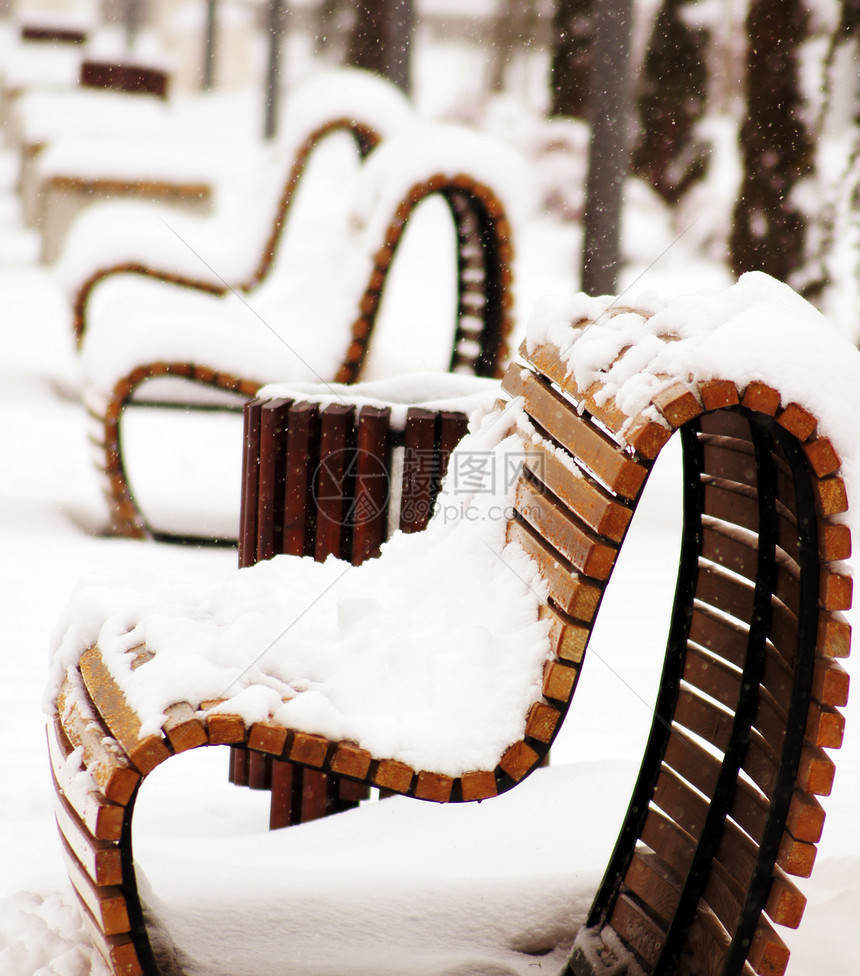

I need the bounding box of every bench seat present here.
[49,272,854,976]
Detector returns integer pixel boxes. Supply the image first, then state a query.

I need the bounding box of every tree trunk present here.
[347,0,414,94]
[630,0,708,205]
[550,0,593,119]
[729,0,812,281]
[581,0,634,296]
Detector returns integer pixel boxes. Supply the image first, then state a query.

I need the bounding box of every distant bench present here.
[48,278,851,976]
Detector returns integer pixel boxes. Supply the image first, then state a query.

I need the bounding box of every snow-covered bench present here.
[17,68,406,265]
[49,273,852,976]
[83,122,526,541]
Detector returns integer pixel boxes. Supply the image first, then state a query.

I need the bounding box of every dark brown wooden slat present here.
[230,746,249,786]
[247,750,272,790]
[400,408,437,533]
[436,411,470,486]
[256,399,291,562]
[269,760,295,829]
[314,404,355,561]
[700,434,757,478]
[282,402,320,557]
[703,481,759,534]
[239,398,263,567]
[698,412,755,440]
[695,564,756,625]
[502,365,648,498]
[609,893,665,969]
[702,523,759,584]
[351,406,391,564]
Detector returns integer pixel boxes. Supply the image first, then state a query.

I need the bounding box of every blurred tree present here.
[581,0,633,295]
[630,0,709,205]
[729,0,813,281]
[347,0,414,94]
[550,0,592,119]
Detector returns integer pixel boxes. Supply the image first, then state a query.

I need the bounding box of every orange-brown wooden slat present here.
[502,365,648,498]
[515,477,617,579]
[521,339,672,459]
[56,679,139,805]
[505,519,602,621]
[58,831,130,936]
[79,646,170,777]
[75,894,142,976]
[47,718,125,842]
[518,430,633,542]
[52,784,123,887]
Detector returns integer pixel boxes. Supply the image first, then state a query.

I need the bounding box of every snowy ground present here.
[1,23,860,976]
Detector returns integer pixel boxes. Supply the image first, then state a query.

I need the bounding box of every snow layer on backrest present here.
[526,271,860,521]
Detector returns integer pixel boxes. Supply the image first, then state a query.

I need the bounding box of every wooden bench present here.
[49,275,851,976]
[85,129,520,541]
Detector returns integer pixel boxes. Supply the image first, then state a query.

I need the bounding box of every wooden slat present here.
[47,718,125,842]
[239,398,262,568]
[80,647,170,776]
[282,402,320,557]
[515,477,617,580]
[75,895,142,976]
[269,758,295,829]
[522,339,672,459]
[502,365,648,498]
[505,519,602,620]
[518,429,633,542]
[314,404,355,561]
[57,677,139,805]
[436,411,470,484]
[256,398,291,562]
[52,785,123,887]
[695,564,756,624]
[652,381,702,428]
[350,406,391,564]
[247,750,272,790]
[540,602,590,665]
[59,832,130,936]
[609,893,665,969]
[747,915,790,976]
[702,522,759,584]
[400,408,437,533]
[162,702,208,753]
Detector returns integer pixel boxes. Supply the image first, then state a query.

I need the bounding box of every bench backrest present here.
[509,301,851,976]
